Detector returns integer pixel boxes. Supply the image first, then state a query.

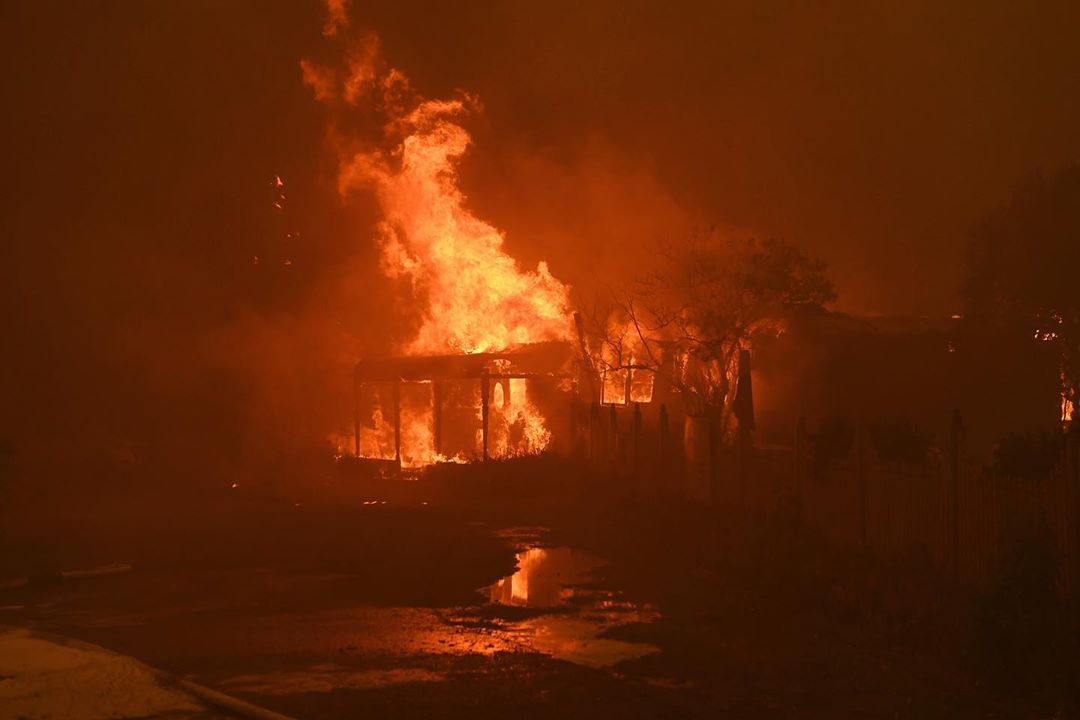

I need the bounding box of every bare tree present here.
[584,230,835,435]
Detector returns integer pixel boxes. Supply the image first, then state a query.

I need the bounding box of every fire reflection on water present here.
[481,545,660,668]
[487,546,600,607]
[217,543,660,696]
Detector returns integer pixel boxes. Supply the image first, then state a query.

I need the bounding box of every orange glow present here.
[308,14,571,467]
[359,407,395,461]
[601,369,628,405]
[629,367,655,403]
[341,97,573,356]
[488,378,552,458]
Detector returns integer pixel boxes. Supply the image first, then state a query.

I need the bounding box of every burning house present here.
[346,312,670,475]
[301,14,684,478]
[351,341,578,472]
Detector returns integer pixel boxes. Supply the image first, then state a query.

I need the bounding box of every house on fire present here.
[347,319,684,475]
[344,310,1061,498]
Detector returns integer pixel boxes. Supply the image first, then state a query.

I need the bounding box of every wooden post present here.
[352,374,361,457]
[609,404,619,467]
[857,416,866,547]
[633,402,642,477]
[794,416,806,518]
[950,409,962,580]
[432,381,443,456]
[480,369,490,461]
[1068,430,1080,599]
[569,399,579,457]
[659,403,670,475]
[392,379,402,468]
[589,402,599,462]
[735,420,747,509]
[713,416,724,508]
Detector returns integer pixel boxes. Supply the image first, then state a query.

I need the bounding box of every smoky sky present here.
[4,0,1080,452]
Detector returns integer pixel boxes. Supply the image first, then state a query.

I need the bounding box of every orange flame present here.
[308,3,569,465]
[304,6,571,356]
[343,98,572,355]
[488,378,552,458]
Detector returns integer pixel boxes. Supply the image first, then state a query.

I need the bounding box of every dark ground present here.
[0,459,1043,718]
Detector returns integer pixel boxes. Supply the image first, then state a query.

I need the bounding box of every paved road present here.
[0,497,1008,719]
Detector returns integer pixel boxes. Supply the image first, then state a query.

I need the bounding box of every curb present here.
[167,676,299,720]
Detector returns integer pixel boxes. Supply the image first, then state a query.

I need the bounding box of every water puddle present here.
[217,530,662,698]
[485,546,601,607]
[475,540,660,668]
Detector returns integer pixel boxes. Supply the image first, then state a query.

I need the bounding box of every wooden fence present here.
[779,417,1077,594]
[581,403,1080,595]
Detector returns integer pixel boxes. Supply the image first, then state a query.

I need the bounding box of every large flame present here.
[304,14,571,356]
[343,99,572,355]
[307,3,570,465]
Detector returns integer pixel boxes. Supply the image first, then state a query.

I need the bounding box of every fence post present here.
[609,404,619,469]
[659,404,670,497]
[794,416,806,520]
[480,370,490,462]
[1065,429,1080,601]
[589,401,600,463]
[352,373,361,458]
[735,421,746,509]
[713,415,723,507]
[393,378,402,468]
[950,409,963,581]
[633,402,642,477]
[569,399,578,457]
[432,380,443,456]
[857,416,867,547]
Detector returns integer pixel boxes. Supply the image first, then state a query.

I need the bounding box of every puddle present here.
[478,542,660,668]
[486,546,601,607]
[223,542,662,694]
[139,533,662,699]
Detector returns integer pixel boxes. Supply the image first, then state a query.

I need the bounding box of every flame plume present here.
[304,12,571,356]
[306,3,570,465]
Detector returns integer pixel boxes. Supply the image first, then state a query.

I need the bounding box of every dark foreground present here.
[0,462,1053,718]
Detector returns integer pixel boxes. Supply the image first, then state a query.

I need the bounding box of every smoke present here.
[321,0,348,38]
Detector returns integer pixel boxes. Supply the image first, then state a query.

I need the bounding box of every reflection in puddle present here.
[486,547,601,607]
[481,545,660,668]
[213,540,661,698]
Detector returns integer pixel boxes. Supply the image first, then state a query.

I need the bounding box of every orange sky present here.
[4,0,1080,447]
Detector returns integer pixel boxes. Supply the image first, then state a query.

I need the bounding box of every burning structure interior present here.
[350,337,661,474]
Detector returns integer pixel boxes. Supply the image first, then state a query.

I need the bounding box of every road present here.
[0,477,1008,719]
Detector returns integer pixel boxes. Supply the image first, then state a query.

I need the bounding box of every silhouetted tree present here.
[966,166,1080,428]
[589,230,835,432]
